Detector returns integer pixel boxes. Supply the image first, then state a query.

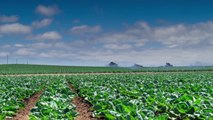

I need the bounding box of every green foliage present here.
[0,64,130,74]
[0,76,77,120]
[0,64,212,74]
[0,72,212,119]
[29,78,77,120]
[67,73,213,119]
[0,76,47,119]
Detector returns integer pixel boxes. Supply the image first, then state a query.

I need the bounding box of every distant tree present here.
[133,64,143,68]
[165,62,173,67]
[109,62,118,67]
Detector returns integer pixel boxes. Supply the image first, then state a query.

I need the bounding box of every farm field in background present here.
[0,64,213,74]
[0,72,212,120]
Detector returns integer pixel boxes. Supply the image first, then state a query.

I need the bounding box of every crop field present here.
[0,64,213,74]
[0,72,212,120]
[0,64,130,74]
[67,73,213,119]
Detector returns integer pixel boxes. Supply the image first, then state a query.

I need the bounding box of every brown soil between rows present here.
[68,83,102,120]
[73,97,98,120]
[68,83,77,93]
[10,90,44,120]
[1,71,212,77]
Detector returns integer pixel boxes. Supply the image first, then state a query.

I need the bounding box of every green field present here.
[68,73,213,119]
[0,72,212,120]
[0,64,213,74]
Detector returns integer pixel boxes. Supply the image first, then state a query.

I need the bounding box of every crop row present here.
[0,76,47,119]
[0,76,77,120]
[67,73,213,120]
[30,77,77,120]
[1,73,212,120]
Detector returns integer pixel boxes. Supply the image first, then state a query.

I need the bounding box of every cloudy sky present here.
[0,0,213,66]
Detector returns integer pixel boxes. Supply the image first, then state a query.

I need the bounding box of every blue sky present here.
[0,0,213,66]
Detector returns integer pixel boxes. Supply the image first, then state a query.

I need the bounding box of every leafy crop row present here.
[0,76,47,119]
[67,73,213,119]
[30,77,77,120]
[1,72,212,120]
[0,76,77,120]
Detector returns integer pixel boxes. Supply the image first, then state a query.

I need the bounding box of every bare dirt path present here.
[68,83,101,120]
[73,97,97,120]
[10,90,44,120]
[0,71,212,77]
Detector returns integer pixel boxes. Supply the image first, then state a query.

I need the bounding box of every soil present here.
[1,71,211,77]
[73,97,98,120]
[68,83,77,93]
[68,82,101,120]
[10,90,44,120]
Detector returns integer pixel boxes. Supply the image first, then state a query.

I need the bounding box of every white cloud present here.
[15,48,35,56]
[36,5,60,17]
[2,40,212,66]
[1,44,11,48]
[0,15,19,22]
[95,21,213,48]
[103,44,132,50]
[70,25,101,34]
[32,18,52,28]
[0,23,31,34]
[29,42,52,49]
[90,21,153,48]
[150,21,213,46]
[65,47,213,66]
[28,31,62,41]
[99,33,143,45]
[154,24,200,46]
[14,44,24,47]
[0,52,9,57]
[1,21,213,66]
